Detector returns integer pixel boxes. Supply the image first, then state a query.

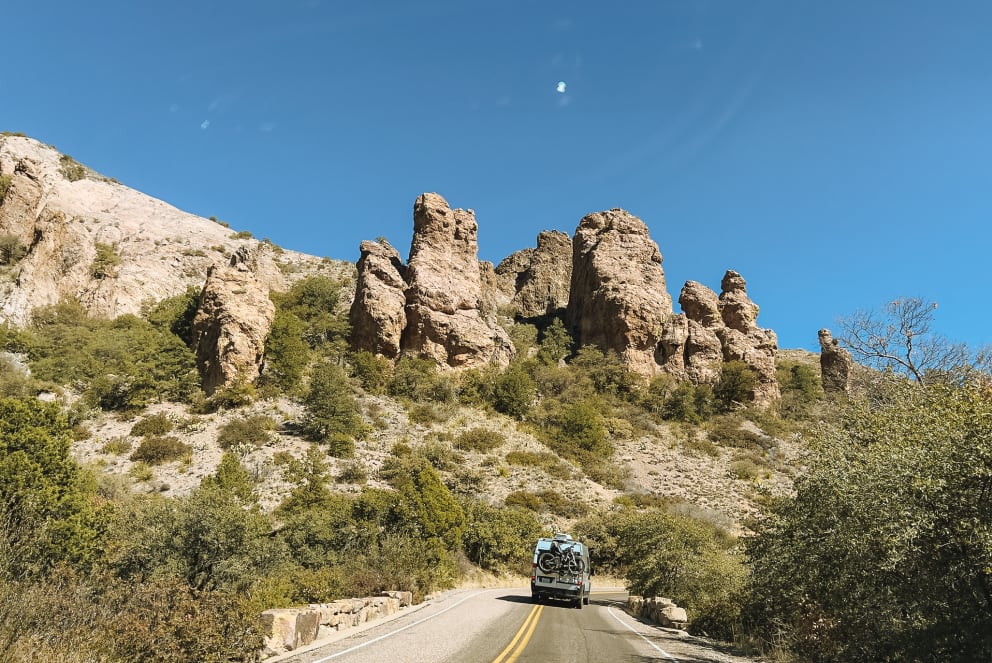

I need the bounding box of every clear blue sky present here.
[4,1,989,351]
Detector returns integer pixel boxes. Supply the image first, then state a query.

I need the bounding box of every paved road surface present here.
[277,588,760,663]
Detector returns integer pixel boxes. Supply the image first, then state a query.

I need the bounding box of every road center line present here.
[607,606,679,662]
[491,603,543,663]
[311,590,490,662]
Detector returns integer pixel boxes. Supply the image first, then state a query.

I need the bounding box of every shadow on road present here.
[493,594,587,609]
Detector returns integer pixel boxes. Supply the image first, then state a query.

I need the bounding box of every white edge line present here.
[313,590,490,662]
[607,606,679,662]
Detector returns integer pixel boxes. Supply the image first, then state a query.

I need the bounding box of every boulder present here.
[495,230,572,319]
[819,328,853,394]
[566,209,673,377]
[399,193,513,368]
[259,608,320,655]
[349,239,406,358]
[192,246,275,393]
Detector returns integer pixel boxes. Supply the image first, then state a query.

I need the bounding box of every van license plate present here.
[538,576,553,583]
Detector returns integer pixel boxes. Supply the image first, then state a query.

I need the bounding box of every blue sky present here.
[4,1,989,351]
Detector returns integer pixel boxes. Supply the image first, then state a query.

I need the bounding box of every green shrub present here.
[230,230,253,239]
[90,242,121,279]
[407,402,449,425]
[129,461,154,481]
[536,317,572,365]
[349,350,392,394]
[130,413,174,437]
[504,489,588,518]
[201,379,257,412]
[728,454,770,481]
[491,365,535,418]
[389,356,453,402]
[302,363,362,455]
[217,414,277,449]
[337,461,369,484]
[713,360,757,412]
[461,501,546,573]
[454,427,506,452]
[705,415,773,451]
[0,233,27,265]
[662,382,713,423]
[59,154,86,181]
[201,452,256,503]
[130,435,190,465]
[0,174,11,204]
[504,450,571,479]
[101,437,133,455]
[143,287,200,348]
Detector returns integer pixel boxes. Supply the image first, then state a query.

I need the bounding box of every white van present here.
[530,533,592,608]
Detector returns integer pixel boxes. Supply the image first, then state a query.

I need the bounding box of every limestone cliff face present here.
[495,230,572,319]
[192,247,276,393]
[0,135,346,327]
[350,193,513,369]
[566,209,674,377]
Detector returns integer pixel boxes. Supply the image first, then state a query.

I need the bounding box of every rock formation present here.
[350,193,513,369]
[495,230,572,319]
[349,240,406,358]
[566,209,673,376]
[714,271,781,404]
[819,328,853,394]
[192,246,276,393]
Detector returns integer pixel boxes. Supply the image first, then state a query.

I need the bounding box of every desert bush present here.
[0,174,11,203]
[491,365,535,418]
[130,412,174,437]
[706,415,773,451]
[620,510,744,640]
[728,454,771,481]
[201,379,257,412]
[101,437,133,455]
[389,356,454,402]
[713,361,757,412]
[461,501,546,573]
[572,345,642,396]
[0,398,99,578]
[662,382,713,423]
[504,489,588,518]
[130,435,190,465]
[337,461,368,484]
[143,287,200,348]
[746,380,992,661]
[302,363,361,456]
[217,414,277,449]
[271,275,350,359]
[59,154,86,181]
[407,402,449,425]
[129,461,154,482]
[27,303,199,411]
[263,309,309,393]
[349,350,392,394]
[90,242,121,279]
[0,233,27,265]
[454,427,506,452]
[201,453,256,503]
[504,450,572,478]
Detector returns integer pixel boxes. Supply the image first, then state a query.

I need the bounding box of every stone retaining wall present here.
[260,590,414,657]
[626,595,689,629]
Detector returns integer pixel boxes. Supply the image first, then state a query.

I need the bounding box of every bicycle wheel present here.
[537,551,558,573]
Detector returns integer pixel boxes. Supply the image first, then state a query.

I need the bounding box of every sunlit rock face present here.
[495,230,573,320]
[349,239,406,359]
[350,193,513,369]
[566,208,674,377]
[193,246,275,394]
[819,328,853,394]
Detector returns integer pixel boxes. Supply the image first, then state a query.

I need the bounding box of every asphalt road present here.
[276,588,759,663]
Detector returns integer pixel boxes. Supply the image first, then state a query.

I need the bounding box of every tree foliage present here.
[746,378,992,661]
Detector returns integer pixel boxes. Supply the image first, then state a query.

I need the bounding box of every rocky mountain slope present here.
[0,133,847,531]
[0,134,350,326]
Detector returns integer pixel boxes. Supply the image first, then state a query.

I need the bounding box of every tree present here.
[713,360,757,412]
[491,364,535,418]
[746,378,992,661]
[838,297,973,385]
[302,363,362,456]
[537,317,573,366]
[0,398,99,578]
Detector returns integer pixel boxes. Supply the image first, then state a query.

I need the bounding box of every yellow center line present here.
[491,604,543,663]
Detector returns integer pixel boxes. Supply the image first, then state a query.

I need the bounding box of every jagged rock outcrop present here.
[351,193,513,369]
[0,135,349,327]
[566,209,673,376]
[402,193,512,368]
[819,328,853,394]
[349,240,406,358]
[715,271,780,404]
[192,247,276,393]
[495,230,572,319]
